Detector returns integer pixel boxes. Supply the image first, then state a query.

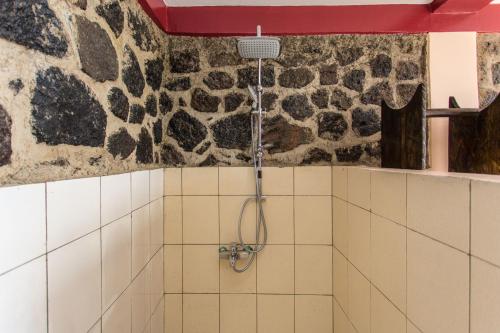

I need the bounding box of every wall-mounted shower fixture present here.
[219,25,281,273]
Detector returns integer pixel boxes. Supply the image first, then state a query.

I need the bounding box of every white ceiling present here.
[164,0,434,7]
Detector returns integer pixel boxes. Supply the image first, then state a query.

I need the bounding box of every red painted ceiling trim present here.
[431,0,493,14]
[137,0,168,32]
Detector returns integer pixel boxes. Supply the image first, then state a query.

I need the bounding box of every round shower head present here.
[237,26,280,59]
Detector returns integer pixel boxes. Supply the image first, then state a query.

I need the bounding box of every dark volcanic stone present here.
[210,113,252,149]
[282,94,313,121]
[370,54,392,78]
[262,93,279,110]
[361,82,393,106]
[0,0,68,58]
[196,141,211,155]
[31,67,106,147]
[352,108,381,137]
[493,63,500,85]
[161,144,185,166]
[191,88,221,113]
[96,0,124,38]
[343,70,366,92]
[179,98,187,107]
[75,16,118,82]
[129,104,145,124]
[159,92,173,114]
[277,36,332,67]
[335,145,363,162]
[331,89,352,111]
[122,45,145,97]
[8,79,24,95]
[311,89,329,109]
[396,61,419,80]
[204,72,234,90]
[364,142,381,159]
[145,94,157,117]
[107,127,135,159]
[319,65,338,85]
[145,58,164,91]
[199,154,218,167]
[170,49,200,73]
[153,118,162,145]
[237,66,275,88]
[204,39,241,67]
[0,105,12,166]
[108,87,129,122]
[302,148,332,165]
[317,112,348,141]
[263,115,314,154]
[136,128,153,164]
[127,9,159,52]
[278,68,314,88]
[165,77,191,91]
[225,93,245,112]
[396,84,418,105]
[168,110,207,152]
[336,47,364,66]
[70,0,87,9]
[236,153,251,163]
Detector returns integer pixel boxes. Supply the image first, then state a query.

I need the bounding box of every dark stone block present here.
[122,45,145,97]
[8,79,24,95]
[75,16,118,82]
[204,38,241,67]
[179,98,187,107]
[129,104,145,124]
[210,113,252,149]
[153,118,162,145]
[335,145,363,162]
[170,49,200,73]
[263,115,314,153]
[165,77,191,91]
[317,112,348,141]
[191,88,221,113]
[127,9,159,52]
[236,153,251,163]
[343,69,366,93]
[161,144,185,166]
[0,0,68,58]
[0,104,12,166]
[145,58,164,91]
[196,141,211,155]
[396,61,419,80]
[107,127,135,159]
[311,89,329,109]
[282,94,313,121]
[302,148,332,165]
[224,93,245,112]
[319,64,338,85]
[262,93,279,111]
[336,47,364,66]
[31,67,107,147]
[493,62,500,85]
[352,108,381,137]
[168,110,207,152]
[396,84,418,105]
[237,66,275,88]
[204,71,234,90]
[370,54,392,78]
[70,0,87,9]
[136,128,153,164]
[96,0,124,38]
[331,89,352,111]
[159,92,173,115]
[277,36,332,67]
[108,87,129,122]
[199,154,218,167]
[361,82,393,106]
[364,142,381,159]
[278,68,314,88]
[145,94,157,117]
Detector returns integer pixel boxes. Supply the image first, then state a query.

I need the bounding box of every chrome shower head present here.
[237,25,280,59]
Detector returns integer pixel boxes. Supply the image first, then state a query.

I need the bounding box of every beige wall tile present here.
[348,263,370,333]
[407,230,469,333]
[262,167,294,195]
[407,320,422,333]
[294,166,332,196]
[164,294,182,333]
[295,196,332,245]
[371,214,406,312]
[332,166,348,200]
[219,167,255,195]
[471,258,500,333]
[295,295,332,333]
[262,196,294,244]
[471,180,500,266]
[333,197,348,256]
[333,299,356,333]
[295,245,332,295]
[183,294,219,333]
[164,196,182,244]
[333,247,348,311]
[257,245,294,294]
[102,288,131,333]
[183,196,219,244]
[183,245,219,293]
[371,286,406,333]
[371,170,406,225]
[219,196,256,245]
[257,295,294,333]
[164,245,182,293]
[220,258,256,293]
[182,167,218,195]
[220,294,256,333]
[348,204,371,278]
[407,174,470,252]
[347,167,371,210]
[164,168,182,196]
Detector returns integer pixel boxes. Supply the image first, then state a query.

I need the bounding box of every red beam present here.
[432,0,493,14]
[137,0,168,32]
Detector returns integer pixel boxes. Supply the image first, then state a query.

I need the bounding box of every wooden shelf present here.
[426,108,481,118]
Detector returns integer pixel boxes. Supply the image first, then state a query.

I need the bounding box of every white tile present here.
[471,258,500,333]
[149,198,163,255]
[332,197,348,256]
[101,173,131,226]
[347,167,371,210]
[332,166,348,200]
[102,289,131,333]
[333,299,356,333]
[371,170,406,225]
[348,204,371,278]
[132,171,150,210]
[0,256,47,333]
[149,249,163,311]
[48,231,101,333]
[132,205,150,277]
[371,286,406,333]
[0,183,46,274]
[348,262,371,333]
[219,167,255,195]
[89,320,101,333]
[131,269,150,333]
[102,215,132,312]
[150,169,164,201]
[47,177,100,251]
[150,297,164,333]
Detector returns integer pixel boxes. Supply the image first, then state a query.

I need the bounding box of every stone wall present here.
[478,33,500,108]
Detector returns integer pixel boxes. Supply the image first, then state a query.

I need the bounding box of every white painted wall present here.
[164,0,432,7]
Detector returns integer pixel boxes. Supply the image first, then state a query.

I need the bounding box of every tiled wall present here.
[0,169,165,333]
